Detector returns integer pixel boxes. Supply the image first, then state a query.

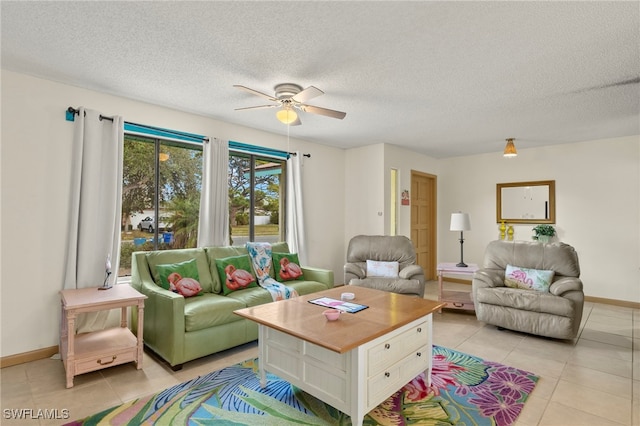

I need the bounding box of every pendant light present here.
[503,138,517,157]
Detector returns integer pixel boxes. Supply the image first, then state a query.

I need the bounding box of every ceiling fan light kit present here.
[276,108,298,124]
[234,83,346,126]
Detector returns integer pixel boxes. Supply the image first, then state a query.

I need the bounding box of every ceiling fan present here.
[233,83,346,126]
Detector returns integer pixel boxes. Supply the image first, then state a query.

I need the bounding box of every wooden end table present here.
[59,285,146,388]
[437,262,479,312]
[235,286,444,426]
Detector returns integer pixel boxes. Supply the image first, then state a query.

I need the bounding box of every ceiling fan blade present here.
[300,104,346,120]
[233,85,278,102]
[291,86,323,103]
[235,104,279,111]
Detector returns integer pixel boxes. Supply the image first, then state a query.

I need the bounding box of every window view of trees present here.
[228,153,285,245]
[119,135,202,276]
[119,135,285,277]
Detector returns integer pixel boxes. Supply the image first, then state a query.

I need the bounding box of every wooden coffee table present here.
[234,286,444,426]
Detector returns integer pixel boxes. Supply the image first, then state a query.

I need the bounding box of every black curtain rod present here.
[67,106,113,122]
[67,107,209,142]
[67,107,312,156]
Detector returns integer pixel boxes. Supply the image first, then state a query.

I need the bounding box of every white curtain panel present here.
[198,137,229,247]
[63,108,124,332]
[286,152,307,265]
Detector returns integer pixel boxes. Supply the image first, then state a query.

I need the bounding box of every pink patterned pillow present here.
[504,264,554,292]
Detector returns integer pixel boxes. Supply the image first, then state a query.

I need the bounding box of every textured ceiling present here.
[2,1,639,158]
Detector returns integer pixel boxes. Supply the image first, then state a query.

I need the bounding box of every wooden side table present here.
[59,285,146,388]
[437,262,479,312]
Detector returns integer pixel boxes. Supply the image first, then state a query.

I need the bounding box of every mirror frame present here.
[496,180,556,224]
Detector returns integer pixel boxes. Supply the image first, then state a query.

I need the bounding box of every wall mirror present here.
[497,180,555,224]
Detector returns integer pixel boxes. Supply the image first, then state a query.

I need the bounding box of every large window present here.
[118,134,286,277]
[228,152,285,246]
[119,134,203,276]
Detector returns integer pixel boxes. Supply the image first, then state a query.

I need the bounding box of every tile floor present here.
[1,281,638,425]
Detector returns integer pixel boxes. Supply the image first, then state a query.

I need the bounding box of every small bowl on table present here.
[323,309,342,321]
[341,292,355,301]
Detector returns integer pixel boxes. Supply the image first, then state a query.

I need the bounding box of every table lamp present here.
[450,212,471,267]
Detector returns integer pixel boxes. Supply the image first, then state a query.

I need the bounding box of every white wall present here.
[438,137,640,302]
[0,71,346,357]
[344,144,385,242]
[343,143,441,241]
[382,144,440,238]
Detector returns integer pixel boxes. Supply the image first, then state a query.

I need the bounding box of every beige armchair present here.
[472,240,584,339]
[344,235,425,297]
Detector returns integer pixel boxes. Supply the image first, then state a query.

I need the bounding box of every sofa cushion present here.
[226,286,273,307]
[349,277,422,296]
[183,293,246,332]
[475,287,574,317]
[146,248,214,293]
[226,280,327,308]
[272,252,304,282]
[215,255,258,295]
[207,246,248,258]
[285,280,329,296]
[205,246,248,293]
[271,242,290,253]
[474,303,577,339]
[504,264,554,292]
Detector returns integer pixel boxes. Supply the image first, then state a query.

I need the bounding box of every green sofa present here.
[130,242,334,369]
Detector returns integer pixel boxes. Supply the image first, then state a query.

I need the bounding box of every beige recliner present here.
[472,240,584,339]
[344,235,425,297]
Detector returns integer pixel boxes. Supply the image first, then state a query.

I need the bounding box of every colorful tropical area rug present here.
[67,346,538,425]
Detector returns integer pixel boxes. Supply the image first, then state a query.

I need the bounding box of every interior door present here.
[410,171,437,280]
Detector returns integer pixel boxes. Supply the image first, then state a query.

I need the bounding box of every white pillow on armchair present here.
[366,260,399,278]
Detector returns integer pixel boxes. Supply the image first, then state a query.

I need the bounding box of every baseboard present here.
[584,295,640,310]
[1,345,58,368]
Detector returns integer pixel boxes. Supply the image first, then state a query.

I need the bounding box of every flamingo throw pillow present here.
[155,258,203,297]
[215,255,258,295]
[504,264,555,292]
[272,252,305,282]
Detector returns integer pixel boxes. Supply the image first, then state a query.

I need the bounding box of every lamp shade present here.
[450,212,471,231]
[503,138,517,157]
[276,108,298,124]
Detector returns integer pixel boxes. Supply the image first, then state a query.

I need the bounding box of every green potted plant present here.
[532,224,556,243]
